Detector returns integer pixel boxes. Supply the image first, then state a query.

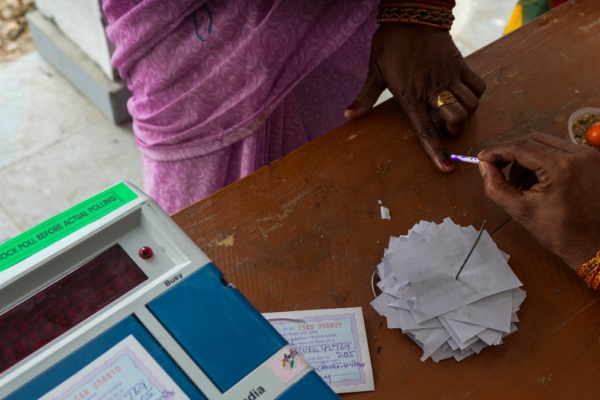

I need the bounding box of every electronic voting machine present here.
[0,182,338,400]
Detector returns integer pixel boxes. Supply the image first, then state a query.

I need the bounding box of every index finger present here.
[403,101,454,172]
[477,136,564,172]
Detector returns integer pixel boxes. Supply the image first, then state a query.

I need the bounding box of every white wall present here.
[35,0,114,80]
[451,0,518,56]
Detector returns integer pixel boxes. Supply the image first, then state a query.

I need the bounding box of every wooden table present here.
[174,1,600,398]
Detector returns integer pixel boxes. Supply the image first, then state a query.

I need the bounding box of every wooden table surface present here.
[174,1,600,398]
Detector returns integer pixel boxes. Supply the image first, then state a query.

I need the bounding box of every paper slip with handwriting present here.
[263,307,374,394]
[41,335,189,400]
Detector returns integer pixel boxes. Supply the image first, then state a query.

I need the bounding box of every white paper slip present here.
[372,219,526,362]
[387,222,522,323]
[264,307,374,394]
[441,290,513,333]
[443,318,487,343]
[41,335,190,400]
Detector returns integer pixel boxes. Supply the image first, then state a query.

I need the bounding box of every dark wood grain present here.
[174,1,600,398]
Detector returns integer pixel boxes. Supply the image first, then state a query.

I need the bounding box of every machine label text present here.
[164,273,183,287]
[242,387,266,400]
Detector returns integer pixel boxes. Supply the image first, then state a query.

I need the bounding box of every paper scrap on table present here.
[381,206,391,220]
[263,307,374,394]
[371,218,526,362]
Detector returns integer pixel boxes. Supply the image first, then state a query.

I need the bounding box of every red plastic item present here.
[139,247,154,260]
[0,245,147,373]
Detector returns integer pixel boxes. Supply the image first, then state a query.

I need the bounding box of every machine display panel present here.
[0,244,147,373]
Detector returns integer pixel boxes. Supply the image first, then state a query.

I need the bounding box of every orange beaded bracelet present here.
[575,250,600,289]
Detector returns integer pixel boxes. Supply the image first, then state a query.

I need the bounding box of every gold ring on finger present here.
[437,90,458,109]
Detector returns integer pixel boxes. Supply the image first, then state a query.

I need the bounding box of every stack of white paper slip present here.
[370,218,526,363]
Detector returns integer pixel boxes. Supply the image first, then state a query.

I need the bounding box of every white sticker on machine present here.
[41,335,190,400]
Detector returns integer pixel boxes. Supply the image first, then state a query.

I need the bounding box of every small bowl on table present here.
[568,107,600,149]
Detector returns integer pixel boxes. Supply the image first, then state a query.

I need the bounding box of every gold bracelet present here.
[575,250,600,289]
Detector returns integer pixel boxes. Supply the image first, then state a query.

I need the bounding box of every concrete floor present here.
[0,53,143,239]
[0,0,517,239]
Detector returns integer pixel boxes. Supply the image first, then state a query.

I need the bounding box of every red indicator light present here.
[0,244,147,374]
[139,247,153,260]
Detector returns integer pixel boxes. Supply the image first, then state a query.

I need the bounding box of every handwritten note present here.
[41,335,189,400]
[264,307,374,394]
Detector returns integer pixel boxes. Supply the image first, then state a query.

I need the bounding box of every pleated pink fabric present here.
[103,0,379,214]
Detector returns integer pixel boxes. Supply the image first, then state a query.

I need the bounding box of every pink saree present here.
[104,0,379,214]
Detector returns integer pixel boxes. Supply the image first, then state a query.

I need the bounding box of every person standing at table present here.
[103,0,485,214]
